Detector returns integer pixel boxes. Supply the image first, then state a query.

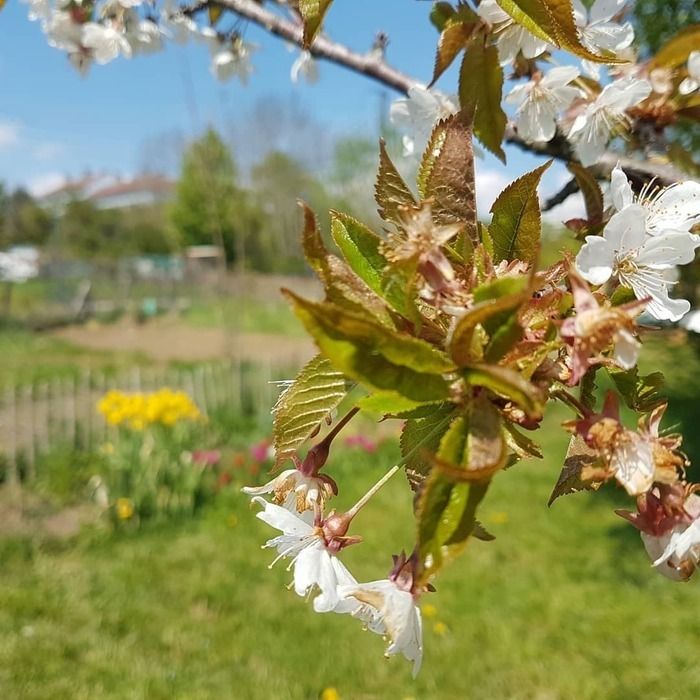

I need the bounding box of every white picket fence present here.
[0,359,284,484]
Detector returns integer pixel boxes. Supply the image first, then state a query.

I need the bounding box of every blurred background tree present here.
[169,128,248,266]
[633,0,700,156]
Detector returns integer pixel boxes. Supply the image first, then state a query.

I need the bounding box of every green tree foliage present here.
[632,0,700,54]
[54,199,175,258]
[1,188,53,248]
[633,0,700,155]
[249,151,335,274]
[169,128,249,265]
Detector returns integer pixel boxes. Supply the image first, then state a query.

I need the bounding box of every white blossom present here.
[390,85,458,157]
[161,5,199,45]
[567,77,651,166]
[679,50,700,96]
[242,468,336,513]
[506,66,581,142]
[681,309,700,333]
[576,204,700,321]
[572,0,635,79]
[46,11,83,52]
[126,18,164,55]
[338,579,423,677]
[22,0,50,23]
[477,0,550,65]
[609,164,700,236]
[290,51,319,84]
[82,22,132,64]
[641,496,700,581]
[610,430,654,495]
[210,40,255,84]
[253,497,359,613]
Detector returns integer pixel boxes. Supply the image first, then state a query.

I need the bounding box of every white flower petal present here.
[609,165,634,211]
[603,204,647,252]
[636,231,700,268]
[338,580,423,677]
[589,0,626,24]
[253,497,314,536]
[630,279,690,322]
[641,531,687,581]
[613,328,640,369]
[576,236,616,285]
[646,181,700,234]
[610,433,654,496]
[679,77,699,96]
[541,65,580,88]
[599,77,651,111]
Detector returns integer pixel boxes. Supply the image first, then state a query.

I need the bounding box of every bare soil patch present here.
[51,317,316,365]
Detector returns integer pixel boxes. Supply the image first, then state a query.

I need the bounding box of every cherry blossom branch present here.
[543,177,580,212]
[209,0,688,189]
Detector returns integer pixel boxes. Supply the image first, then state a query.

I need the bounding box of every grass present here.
[2,412,700,699]
[183,297,304,336]
[0,326,151,388]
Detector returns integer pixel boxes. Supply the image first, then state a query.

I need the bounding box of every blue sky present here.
[0,0,579,219]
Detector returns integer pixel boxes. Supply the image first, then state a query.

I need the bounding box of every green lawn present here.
[0,327,150,388]
[2,413,700,699]
[183,297,304,337]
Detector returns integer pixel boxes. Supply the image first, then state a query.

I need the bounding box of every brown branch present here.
[211,0,687,187]
[543,177,580,211]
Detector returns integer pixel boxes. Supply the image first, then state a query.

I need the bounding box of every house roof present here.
[89,174,175,201]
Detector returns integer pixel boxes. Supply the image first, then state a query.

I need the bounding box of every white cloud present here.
[542,191,585,224]
[0,120,21,150]
[475,168,509,216]
[27,172,67,197]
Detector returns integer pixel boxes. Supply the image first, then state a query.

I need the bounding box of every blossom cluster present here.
[21,0,318,83]
[390,0,698,170]
[97,387,202,430]
[576,166,700,321]
[242,452,425,677]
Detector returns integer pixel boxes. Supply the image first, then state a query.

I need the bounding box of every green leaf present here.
[416,469,490,584]
[608,366,666,413]
[489,161,551,265]
[330,210,424,324]
[495,0,556,43]
[284,291,453,402]
[458,37,507,161]
[357,391,442,417]
[651,25,700,68]
[401,405,456,490]
[431,396,508,481]
[431,16,477,85]
[299,0,333,48]
[430,2,456,31]
[496,0,628,63]
[609,284,636,306]
[272,354,350,468]
[567,163,603,226]
[330,212,386,296]
[449,276,530,366]
[300,202,326,274]
[208,4,223,25]
[463,364,543,418]
[548,435,603,506]
[419,112,478,231]
[375,140,418,228]
[301,204,393,325]
[503,421,543,459]
[579,366,598,410]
